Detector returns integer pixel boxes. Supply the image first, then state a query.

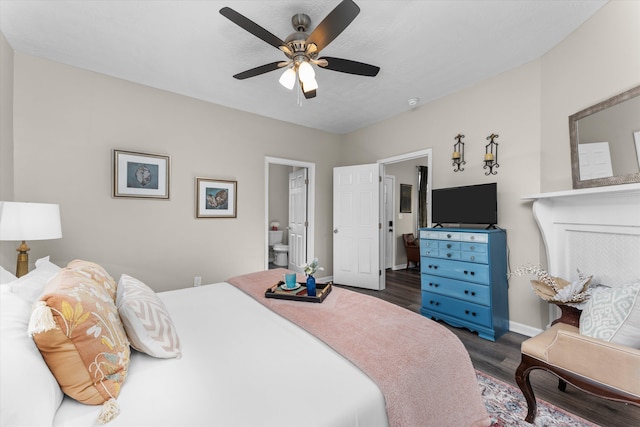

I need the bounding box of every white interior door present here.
[288,168,307,272]
[384,176,395,269]
[333,164,381,290]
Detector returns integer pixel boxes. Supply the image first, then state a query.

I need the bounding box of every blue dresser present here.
[419,228,509,341]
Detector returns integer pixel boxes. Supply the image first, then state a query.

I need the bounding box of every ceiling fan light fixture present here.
[302,76,318,93]
[279,67,297,90]
[298,60,315,82]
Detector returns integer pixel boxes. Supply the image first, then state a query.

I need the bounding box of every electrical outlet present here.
[193,276,201,287]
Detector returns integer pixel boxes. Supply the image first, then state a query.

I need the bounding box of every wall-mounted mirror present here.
[570,85,640,189]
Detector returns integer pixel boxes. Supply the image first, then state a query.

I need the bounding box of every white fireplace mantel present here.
[523,183,640,288]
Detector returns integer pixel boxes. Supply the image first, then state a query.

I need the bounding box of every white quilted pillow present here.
[580,281,640,348]
[1,285,64,426]
[116,274,182,358]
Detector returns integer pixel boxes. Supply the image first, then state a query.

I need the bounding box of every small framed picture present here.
[113,150,170,199]
[196,177,237,218]
[400,184,412,213]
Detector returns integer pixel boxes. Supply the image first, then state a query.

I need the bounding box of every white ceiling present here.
[0,0,607,134]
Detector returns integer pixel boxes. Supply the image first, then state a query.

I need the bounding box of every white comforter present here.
[53,283,388,427]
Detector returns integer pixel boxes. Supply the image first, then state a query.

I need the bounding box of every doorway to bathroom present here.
[265,157,315,274]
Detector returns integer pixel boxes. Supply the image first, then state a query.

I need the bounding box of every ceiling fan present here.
[219,0,380,99]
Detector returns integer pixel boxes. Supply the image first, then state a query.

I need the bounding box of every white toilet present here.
[268,230,288,266]
[268,230,282,263]
[273,243,289,267]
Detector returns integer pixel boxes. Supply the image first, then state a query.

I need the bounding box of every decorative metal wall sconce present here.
[484,133,499,175]
[451,134,465,172]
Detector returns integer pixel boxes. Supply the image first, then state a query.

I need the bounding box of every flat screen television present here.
[431,183,497,227]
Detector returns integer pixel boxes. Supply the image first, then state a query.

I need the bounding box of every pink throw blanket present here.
[228,269,490,427]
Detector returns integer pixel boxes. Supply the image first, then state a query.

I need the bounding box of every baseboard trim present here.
[509,321,542,337]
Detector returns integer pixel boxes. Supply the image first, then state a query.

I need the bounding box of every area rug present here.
[477,370,601,427]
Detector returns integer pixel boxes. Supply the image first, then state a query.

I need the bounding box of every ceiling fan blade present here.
[233,62,283,80]
[306,0,360,52]
[303,88,317,99]
[220,7,286,50]
[318,57,380,77]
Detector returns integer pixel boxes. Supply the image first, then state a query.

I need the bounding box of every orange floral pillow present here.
[29,261,129,423]
[66,259,118,301]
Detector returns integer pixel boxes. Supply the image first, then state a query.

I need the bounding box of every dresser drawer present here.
[460,242,486,253]
[421,258,490,284]
[421,274,491,306]
[420,242,439,257]
[438,241,461,250]
[460,251,488,264]
[438,249,461,260]
[420,230,440,239]
[460,232,488,243]
[421,239,439,250]
[421,291,492,328]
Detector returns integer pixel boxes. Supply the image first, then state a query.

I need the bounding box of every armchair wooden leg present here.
[558,378,567,391]
[515,356,538,424]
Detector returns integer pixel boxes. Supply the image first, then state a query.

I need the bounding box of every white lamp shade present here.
[302,77,318,93]
[297,61,315,82]
[279,67,296,90]
[0,202,62,241]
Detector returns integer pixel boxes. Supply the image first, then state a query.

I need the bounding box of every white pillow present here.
[116,274,182,358]
[8,256,61,304]
[1,285,64,426]
[0,265,18,284]
[580,281,640,348]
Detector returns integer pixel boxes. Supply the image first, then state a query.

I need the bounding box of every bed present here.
[1,259,489,427]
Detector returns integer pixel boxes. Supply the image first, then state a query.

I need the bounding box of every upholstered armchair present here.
[515,317,640,423]
[402,233,420,270]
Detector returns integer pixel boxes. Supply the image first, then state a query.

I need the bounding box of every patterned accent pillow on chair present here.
[116,274,181,358]
[580,281,640,348]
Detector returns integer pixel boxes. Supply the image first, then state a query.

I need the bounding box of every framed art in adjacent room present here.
[113,150,170,199]
[196,177,237,218]
[400,184,412,213]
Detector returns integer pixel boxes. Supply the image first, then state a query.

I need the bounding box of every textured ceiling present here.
[0,0,607,134]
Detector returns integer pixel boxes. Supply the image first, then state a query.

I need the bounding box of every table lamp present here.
[0,201,62,277]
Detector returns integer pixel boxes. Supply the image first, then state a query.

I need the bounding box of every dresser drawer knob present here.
[447,253,452,258]
[447,234,452,238]
[470,236,475,240]
[470,245,475,250]
[470,256,475,261]
[446,243,452,249]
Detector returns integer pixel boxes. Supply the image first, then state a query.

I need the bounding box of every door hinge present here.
[305,178,309,185]
[304,221,308,227]
[379,270,382,276]
[379,176,382,182]
[379,223,382,229]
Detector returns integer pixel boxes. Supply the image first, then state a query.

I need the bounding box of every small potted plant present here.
[300,258,323,297]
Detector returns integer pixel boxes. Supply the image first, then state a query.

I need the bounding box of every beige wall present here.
[3,1,638,330]
[268,164,291,243]
[0,32,15,269]
[539,0,640,192]
[341,61,545,329]
[11,54,340,291]
[385,158,427,267]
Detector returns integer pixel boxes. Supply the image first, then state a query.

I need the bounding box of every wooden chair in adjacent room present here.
[402,233,420,270]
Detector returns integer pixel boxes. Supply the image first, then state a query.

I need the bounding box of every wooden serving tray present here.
[265,281,332,303]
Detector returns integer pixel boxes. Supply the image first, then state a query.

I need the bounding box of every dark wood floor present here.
[336,268,639,427]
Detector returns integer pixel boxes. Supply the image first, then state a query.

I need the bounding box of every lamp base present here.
[16,240,30,278]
